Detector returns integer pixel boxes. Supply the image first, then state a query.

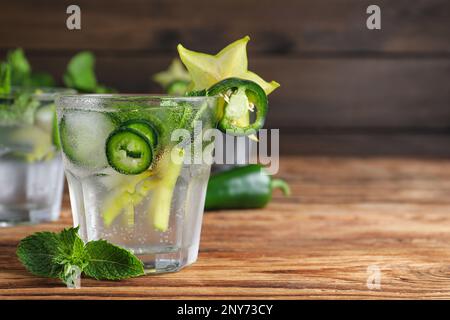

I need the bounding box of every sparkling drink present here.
[57,95,218,273]
[0,88,74,226]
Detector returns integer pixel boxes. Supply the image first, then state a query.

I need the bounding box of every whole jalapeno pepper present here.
[205,164,290,210]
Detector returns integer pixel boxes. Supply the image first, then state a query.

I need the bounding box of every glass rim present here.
[56,94,219,111]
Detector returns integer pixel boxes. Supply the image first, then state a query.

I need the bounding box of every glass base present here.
[137,246,199,274]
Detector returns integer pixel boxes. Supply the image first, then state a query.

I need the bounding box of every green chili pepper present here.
[204,164,290,210]
[207,78,268,136]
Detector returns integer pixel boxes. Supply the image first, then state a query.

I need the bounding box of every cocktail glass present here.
[0,87,75,226]
[56,94,218,273]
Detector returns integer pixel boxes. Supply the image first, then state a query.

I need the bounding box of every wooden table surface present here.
[2,155,450,299]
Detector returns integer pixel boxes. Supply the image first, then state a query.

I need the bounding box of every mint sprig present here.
[16,231,63,278]
[17,227,144,284]
[5,48,56,87]
[63,51,114,93]
[84,240,145,280]
[0,62,11,95]
[0,93,40,125]
[7,48,31,86]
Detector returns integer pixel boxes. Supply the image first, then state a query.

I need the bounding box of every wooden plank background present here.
[0,0,449,153]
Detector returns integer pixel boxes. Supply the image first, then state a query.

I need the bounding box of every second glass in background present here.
[0,88,75,226]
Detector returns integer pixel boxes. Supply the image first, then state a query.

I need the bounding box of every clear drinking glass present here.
[56,94,218,273]
[0,88,75,226]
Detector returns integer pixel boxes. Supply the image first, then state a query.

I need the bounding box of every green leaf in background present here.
[7,48,31,85]
[83,240,144,280]
[63,51,98,92]
[3,49,56,87]
[28,72,56,87]
[63,51,115,93]
[0,62,11,95]
[3,49,112,91]
[0,93,40,125]
[166,80,190,95]
[94,84,115,94]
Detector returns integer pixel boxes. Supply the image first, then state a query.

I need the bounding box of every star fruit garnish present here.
[177,36,280,95]
[177,36,279,140]
[153,58,191,89]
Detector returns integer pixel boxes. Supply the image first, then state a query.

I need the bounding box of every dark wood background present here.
[1,0,449,156]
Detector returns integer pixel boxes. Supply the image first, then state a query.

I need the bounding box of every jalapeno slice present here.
[207,77,268,136]
[121,119,158,148]
[106,127,153,175]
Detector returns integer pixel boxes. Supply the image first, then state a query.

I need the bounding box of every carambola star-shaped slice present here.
[177,36,280,95]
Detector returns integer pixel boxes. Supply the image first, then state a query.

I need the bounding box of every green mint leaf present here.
[16,227,85,281]
[54,227,88,284]
[0,93,40,125]
[94,84,116,93]
[54,227,88,270]
[83,240,144,280]
[0,62,11,95]
[64,51,115,93]
[185,89,207,97]
[58,227,84,256]
[17,227,145,284]
[28,72,56,87]
[7,48,31,86]
[63,51,98,92]
[3,49,54,87]
[16,231,64,278]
